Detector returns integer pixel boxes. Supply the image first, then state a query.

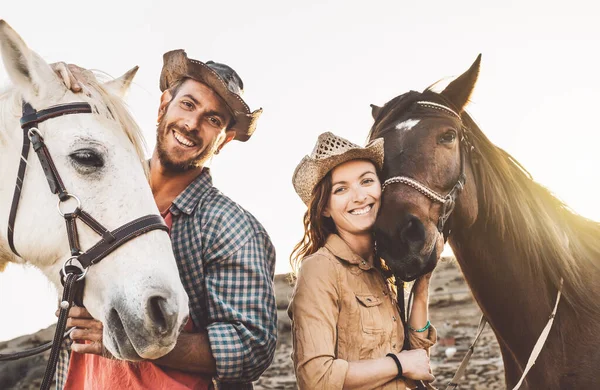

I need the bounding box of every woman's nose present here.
[352,188,368,203]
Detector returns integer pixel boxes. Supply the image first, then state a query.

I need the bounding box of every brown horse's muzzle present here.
[375,197,440,281]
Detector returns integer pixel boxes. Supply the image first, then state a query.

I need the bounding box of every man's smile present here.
[172,129,197,148]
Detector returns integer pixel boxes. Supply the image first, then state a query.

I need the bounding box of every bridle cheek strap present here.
[8,100,169,296]
[5,100,170,390]
[8,102,93,256]
[380,101,470,241]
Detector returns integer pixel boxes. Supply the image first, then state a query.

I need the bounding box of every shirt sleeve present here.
[288,255,349,390]
[203,230,277,383]
[408,323,437,351]
[55,338,72,390]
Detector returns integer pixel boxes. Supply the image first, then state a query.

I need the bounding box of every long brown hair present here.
[290,172,337,274]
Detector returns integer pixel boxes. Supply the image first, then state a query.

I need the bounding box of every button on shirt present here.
[288,234,436,390]
[56,169,277,390]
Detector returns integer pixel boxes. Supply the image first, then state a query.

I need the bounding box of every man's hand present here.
[50,62,87,93]
[57,306,114,358]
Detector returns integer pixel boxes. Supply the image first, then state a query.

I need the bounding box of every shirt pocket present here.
[355,294,385,333]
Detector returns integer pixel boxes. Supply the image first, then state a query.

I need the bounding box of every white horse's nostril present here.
[147,294,177,335]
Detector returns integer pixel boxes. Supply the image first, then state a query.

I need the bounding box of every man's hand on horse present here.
[50,62,86,93]
[55,306,114,358]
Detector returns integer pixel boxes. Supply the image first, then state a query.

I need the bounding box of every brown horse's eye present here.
[439,130,457,144]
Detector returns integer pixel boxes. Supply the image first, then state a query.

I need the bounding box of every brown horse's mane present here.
[369,89,600,316]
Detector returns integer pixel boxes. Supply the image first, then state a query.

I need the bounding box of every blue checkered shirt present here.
[56,169,277,389]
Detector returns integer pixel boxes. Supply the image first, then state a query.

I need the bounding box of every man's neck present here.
[150,151,204,213]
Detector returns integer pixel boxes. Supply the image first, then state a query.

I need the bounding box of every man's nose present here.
[183,116,200,132]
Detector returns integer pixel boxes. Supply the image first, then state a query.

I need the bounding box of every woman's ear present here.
[323,208,331,218]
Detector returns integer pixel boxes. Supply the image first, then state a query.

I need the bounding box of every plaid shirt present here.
[56,169,277,389]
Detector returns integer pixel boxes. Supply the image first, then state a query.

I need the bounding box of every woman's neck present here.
[338,230,374,264]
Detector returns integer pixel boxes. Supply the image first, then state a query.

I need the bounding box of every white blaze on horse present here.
[369,56,600,389]
[0,20,189,361]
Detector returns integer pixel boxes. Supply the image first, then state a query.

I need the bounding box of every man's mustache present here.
[167,124,202,147]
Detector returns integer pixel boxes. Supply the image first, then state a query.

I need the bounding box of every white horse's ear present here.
[104,66,139,98]
[0,20,64,102]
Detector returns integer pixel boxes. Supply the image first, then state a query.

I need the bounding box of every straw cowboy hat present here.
[159,49,262,142]
[293,132,384,205]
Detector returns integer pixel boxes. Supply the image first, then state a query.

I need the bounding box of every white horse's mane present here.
[0,70,149,271]
[0,70,147,166]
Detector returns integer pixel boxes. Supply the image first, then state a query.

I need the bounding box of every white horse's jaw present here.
[0,20,189,360]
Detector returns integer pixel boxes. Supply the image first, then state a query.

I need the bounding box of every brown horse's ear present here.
[440,54,481,112]
[370,104,383,120]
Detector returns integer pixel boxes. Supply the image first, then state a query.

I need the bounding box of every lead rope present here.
[40,273,80,390]
[445,279,563,390]
[396,279,427,390]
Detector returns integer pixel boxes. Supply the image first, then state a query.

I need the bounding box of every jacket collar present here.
[324,234,374,271]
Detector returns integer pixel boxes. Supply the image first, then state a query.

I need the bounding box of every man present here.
[55,50,277,389]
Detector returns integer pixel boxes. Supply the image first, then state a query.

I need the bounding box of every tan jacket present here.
[288,234,436,390]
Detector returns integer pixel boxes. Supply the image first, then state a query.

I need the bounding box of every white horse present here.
[0,20,189,361]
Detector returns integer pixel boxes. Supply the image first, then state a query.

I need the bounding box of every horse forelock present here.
[368,89,459,142]
[0,72,147,175]
[73,71,148,172]
[370,88,600,316]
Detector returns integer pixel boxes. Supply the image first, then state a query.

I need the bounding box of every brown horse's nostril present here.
[400,215,425,251]
[147,295,177,335]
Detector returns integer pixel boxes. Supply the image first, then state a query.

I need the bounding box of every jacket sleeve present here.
[408,323,437,351]
[288,255,349,390]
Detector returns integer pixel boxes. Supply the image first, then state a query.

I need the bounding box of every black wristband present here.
[386,353,403,379]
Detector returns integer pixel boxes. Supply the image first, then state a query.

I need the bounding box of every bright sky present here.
[1,0,599,342]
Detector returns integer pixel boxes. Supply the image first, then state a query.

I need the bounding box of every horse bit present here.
[0,101,168,390]
[380,100,563,390]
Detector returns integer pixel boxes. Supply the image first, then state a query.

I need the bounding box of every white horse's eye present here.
[70,149,104,169]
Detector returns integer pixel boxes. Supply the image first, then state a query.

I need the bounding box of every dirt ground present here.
[0,258,505,390]
[256,258,505,390]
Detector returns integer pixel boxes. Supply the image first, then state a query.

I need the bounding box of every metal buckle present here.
[62,256,88,282]
[27,127,41,141]
[57,193,82,217]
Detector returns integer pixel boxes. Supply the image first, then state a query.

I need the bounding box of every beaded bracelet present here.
[386,353,403,379]
[408,320,431,333]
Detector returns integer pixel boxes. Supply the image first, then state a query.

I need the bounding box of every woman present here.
[289,132,436,390]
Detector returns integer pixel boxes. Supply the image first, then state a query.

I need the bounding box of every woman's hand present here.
[396,349,434,381]
[412,271,433,300]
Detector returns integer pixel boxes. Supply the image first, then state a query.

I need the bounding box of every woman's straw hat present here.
[292,132,384,205]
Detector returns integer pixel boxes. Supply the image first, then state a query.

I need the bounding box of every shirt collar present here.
[324,234,373,270]
[171,168,213,216]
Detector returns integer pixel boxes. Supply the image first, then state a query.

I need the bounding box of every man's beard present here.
[156,118,217,172]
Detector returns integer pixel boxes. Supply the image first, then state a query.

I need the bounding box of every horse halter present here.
[8,101,168,287]
[3,100,168,390]
[381,101,469,237]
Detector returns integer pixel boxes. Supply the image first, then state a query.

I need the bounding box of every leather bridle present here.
[381,101,471,239]
[378,100,563,390]
[1,101,168,390]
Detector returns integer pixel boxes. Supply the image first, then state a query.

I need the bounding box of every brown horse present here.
[368,56,600,389]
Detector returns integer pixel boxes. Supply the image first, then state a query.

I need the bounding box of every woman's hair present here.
[290,172,337,274]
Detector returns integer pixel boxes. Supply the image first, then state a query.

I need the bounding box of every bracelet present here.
[408,320,431,333]
[386,353,403,379]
